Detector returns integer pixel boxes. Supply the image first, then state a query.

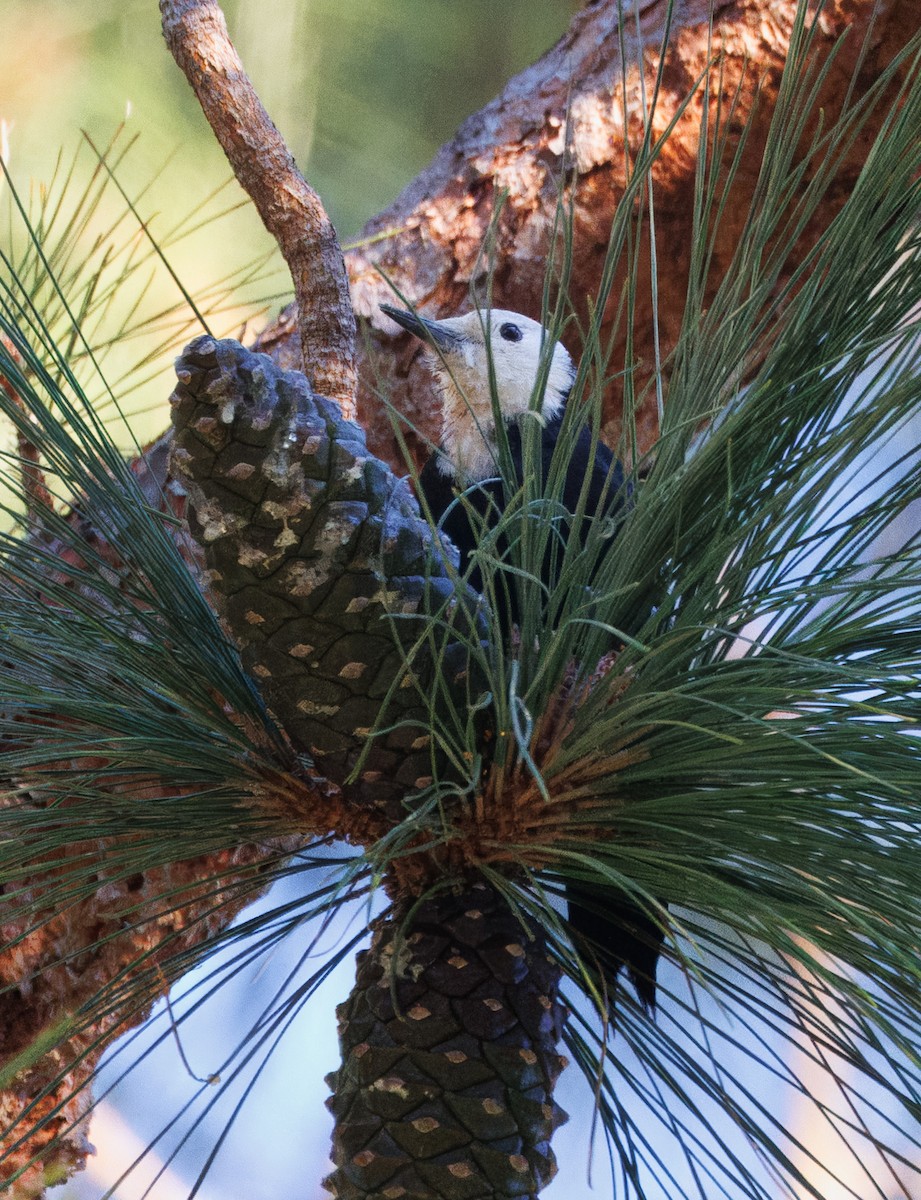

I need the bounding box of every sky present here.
[5,2,921,1198]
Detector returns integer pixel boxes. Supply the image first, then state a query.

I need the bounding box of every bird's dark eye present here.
[499,322,523,343]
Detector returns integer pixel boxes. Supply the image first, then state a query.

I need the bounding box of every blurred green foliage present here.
[2,0,575,238]
[0,0,574,444]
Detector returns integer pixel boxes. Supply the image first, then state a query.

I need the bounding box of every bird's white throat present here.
[421,309,574,483]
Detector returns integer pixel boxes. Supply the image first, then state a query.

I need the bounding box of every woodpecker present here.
[381,302,663,1011]
[380,305,620,588]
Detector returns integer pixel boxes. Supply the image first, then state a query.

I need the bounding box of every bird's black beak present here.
[380,303,459,351]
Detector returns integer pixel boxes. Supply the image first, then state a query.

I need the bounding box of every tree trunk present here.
[261,0,916,466]
[1,0,917,1195]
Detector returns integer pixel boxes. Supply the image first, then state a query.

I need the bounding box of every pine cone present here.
[169,336,465,812]
[326,881,568,1199]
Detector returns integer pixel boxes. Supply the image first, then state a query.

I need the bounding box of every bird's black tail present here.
[565,882,665,1013]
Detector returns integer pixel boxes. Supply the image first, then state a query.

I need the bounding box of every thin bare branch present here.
[159,0,357,413]
[0,340,53,521]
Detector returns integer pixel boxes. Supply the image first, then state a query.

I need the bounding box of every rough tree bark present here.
[261,0,915,466]
[161,0,357,409]
[1,0,916,1195]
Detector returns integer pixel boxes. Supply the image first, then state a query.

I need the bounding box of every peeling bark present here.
[0,824,300,1195]
[255,0,916,467]
[2,0,917,1193]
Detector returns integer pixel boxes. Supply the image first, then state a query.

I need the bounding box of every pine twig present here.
[0,337,53,521]
[159,0,357,413]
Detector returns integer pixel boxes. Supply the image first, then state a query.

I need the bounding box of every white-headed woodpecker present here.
[381,302,663,1011]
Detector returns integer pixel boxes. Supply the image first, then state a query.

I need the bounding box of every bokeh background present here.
[2,3,634,1198]
[2,0,576,442]
[6,3,917,1199]
[4,0,576,234]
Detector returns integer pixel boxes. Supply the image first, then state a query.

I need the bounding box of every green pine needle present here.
[5,6,921,1197]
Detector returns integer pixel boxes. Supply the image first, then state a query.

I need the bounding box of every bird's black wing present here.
[418,424,665,1016]
[549,420,623,518]
[418,453,507,594]
[418,418,624,568]
[533,419,666,1014]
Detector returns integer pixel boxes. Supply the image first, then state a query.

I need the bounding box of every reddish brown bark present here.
[160,0,357,412]
[254,0,915,468]
[2,0,917,1193]
[0,822,298,1196]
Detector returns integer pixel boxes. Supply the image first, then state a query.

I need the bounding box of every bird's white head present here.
[382,305,575,481]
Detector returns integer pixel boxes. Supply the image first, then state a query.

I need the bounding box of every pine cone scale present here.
[326,883,567,1199]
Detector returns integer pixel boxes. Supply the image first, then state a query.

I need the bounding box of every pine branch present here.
[325,0,918,466]
[0,338,53,520]
[159,0,357,411]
